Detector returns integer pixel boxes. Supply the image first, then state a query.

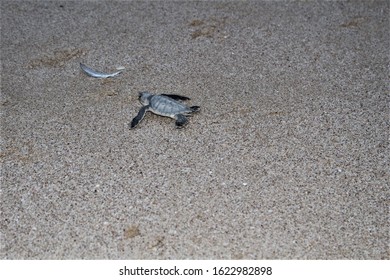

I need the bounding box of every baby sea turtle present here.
[130,92,200,129]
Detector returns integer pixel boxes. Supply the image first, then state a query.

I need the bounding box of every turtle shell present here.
[149,95,194,117]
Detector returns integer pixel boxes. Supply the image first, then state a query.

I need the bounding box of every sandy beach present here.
[1,1,388,259]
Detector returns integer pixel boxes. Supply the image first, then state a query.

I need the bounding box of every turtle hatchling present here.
[130,92,200,129]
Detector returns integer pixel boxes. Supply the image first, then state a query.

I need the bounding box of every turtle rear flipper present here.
[190,106,200,112]
[175,114,188,128]
[130,106,149,129]
[161,94,191,101]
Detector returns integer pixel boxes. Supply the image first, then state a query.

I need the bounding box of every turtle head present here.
[138,91,153,105]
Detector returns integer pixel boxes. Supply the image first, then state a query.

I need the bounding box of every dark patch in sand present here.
[1,141,37,163]
[124,226,141,239]
[28,48,87,69]
[340,17,365,28]
[189,17,228,39]
[189,19,204,27]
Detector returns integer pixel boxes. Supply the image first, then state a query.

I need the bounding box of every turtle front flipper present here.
[175,114,188,128]
[160,94,191,101]
[130,106,149,129]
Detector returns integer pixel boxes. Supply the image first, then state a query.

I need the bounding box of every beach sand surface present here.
[1,1,388,259]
